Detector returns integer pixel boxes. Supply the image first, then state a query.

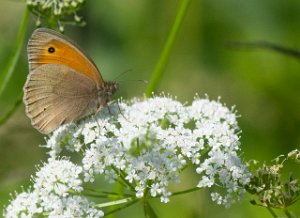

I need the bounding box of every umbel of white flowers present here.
[4,95,251,217]
[26,0,85,16]
[26,0,85,31]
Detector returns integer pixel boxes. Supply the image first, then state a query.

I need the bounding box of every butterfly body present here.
[23,28,118,134]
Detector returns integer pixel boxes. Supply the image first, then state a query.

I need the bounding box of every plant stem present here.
[284,209,293,218]
[145,0,192,97]
[83,187,132,197]
[111,166,136,191]
[266,207,278,218]
[94,197,134,208]
[103,198,139,216]
[171,187,201,196]
[227,41,300,60]
[144,201,158,218]
[0,95,22,125]
[0,8,30,97]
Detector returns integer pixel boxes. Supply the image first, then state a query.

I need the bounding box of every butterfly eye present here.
[48,47,55,53]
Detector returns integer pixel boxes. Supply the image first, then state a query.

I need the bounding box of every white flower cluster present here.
[26,0,85,16]
[5,95,251,215]
[44,95,251,206]
[4,159,104,218]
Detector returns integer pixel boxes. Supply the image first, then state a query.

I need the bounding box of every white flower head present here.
[5,94,250,214]
[42,94,250,207]
[4,159,104,217]
[4,190,42,218]
[33,158,83,196]
[26,0,85,16]
[26,0,86,31]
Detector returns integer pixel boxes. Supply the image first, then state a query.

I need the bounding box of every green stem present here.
[80,192,133,199]
[111,166,136,191]
[94,197,135,208]
[144,201,158,218]
[83,187,132,197]
[0,95,22,125]
[103,198,139,216]
[145,0,192,97]
[266,207,278,218]
[0,8,30,97]
[142,187,201,201]
[284,209,293,218]
[171,187,201,196]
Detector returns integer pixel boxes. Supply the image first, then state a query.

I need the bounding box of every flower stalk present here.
[146,0,192,96]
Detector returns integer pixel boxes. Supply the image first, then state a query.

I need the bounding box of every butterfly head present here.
[97,81,119,109]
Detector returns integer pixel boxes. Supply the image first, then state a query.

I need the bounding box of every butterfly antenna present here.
[113,69,133,81]
[113,69,148,85]
[117,79,148,84]
[119,79,148,84]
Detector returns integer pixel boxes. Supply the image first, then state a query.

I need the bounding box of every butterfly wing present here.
[24,64,99,134]
[28,28,104,87]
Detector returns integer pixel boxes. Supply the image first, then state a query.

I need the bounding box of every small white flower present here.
[160,189,171,203]
[197,176,215,188]
[150,183,162,197]
[135,185,145,198]
[211,192,223,205]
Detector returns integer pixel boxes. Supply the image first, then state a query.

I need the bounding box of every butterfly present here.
[23,28,118,134]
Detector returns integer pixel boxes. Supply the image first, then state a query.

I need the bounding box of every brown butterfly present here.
[23,28,118,134]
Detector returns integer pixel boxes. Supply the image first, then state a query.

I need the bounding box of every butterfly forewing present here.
[28,28,104,86]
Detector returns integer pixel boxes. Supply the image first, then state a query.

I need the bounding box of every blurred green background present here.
[1,0,300,217]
